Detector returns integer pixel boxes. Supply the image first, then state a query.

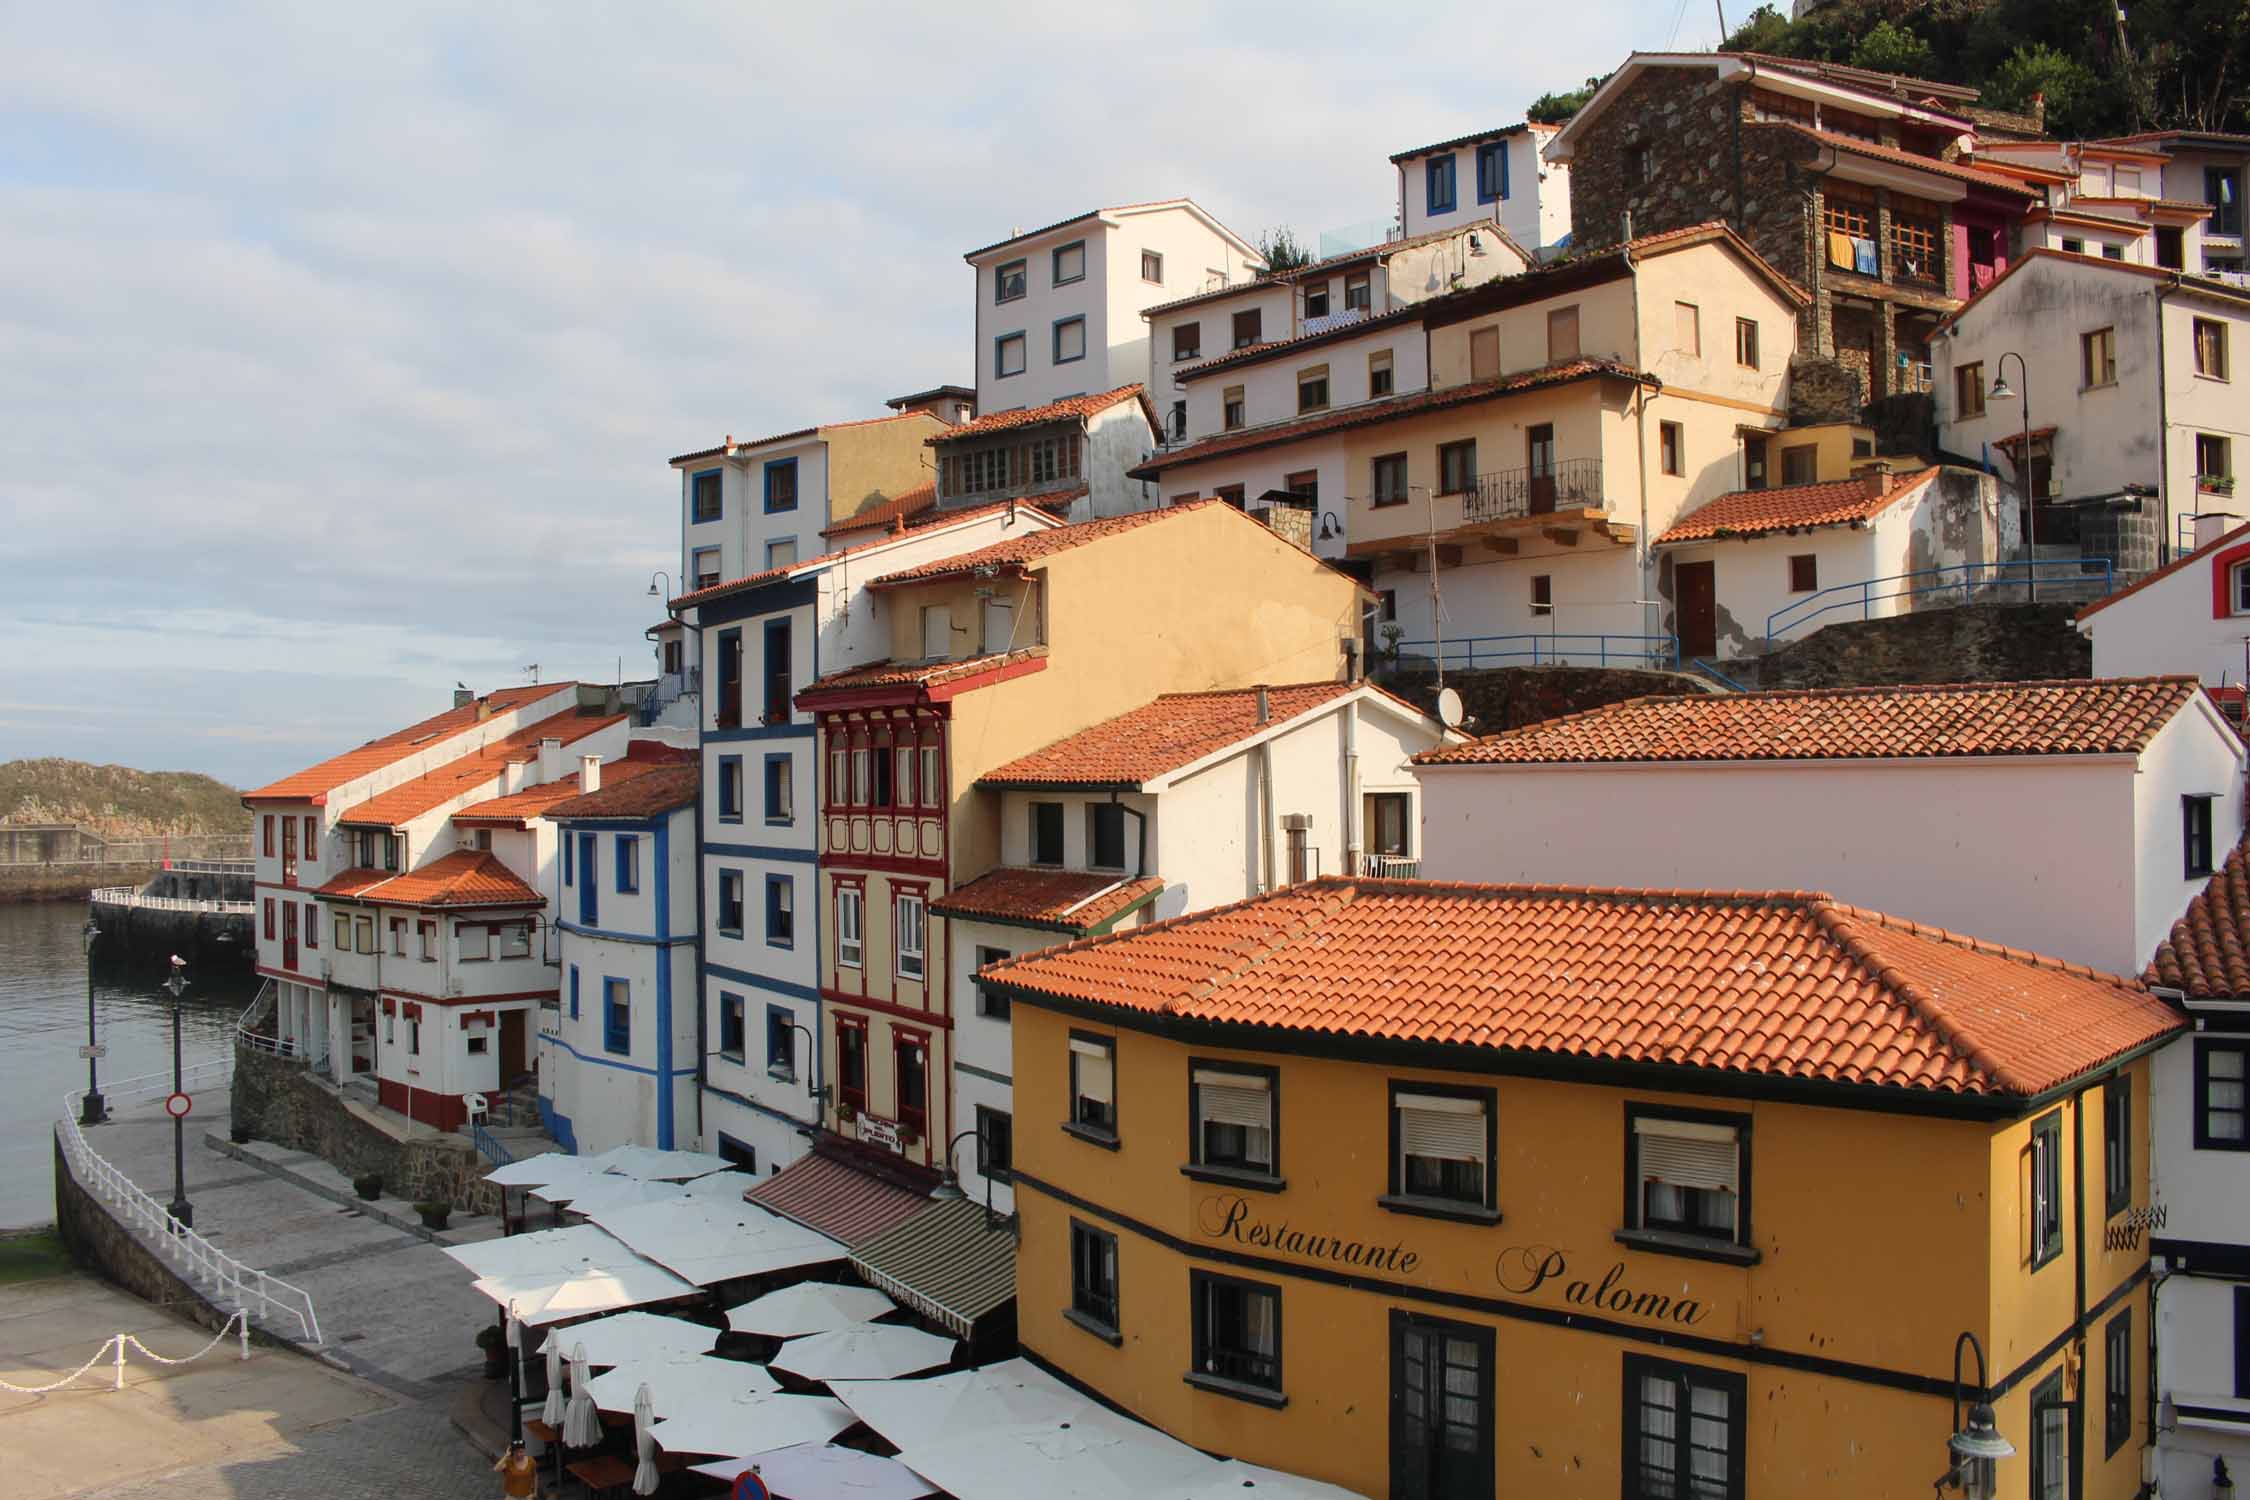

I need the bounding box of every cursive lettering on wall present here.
[1197,1193,1420,1275]
[1496,1244,1708,1326]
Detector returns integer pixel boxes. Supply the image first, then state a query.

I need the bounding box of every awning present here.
[846,1198,1016,1340]
[748,1149,931,1247]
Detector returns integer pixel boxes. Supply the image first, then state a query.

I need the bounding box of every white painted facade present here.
[1415,697,2247,978]
[2081,521,2250,687]
[1178,322,1432,449]
[2143,136,2250,276]
[1393,124,1569,250]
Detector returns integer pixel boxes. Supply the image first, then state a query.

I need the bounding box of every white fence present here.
[59,1060,324,1346]
[91,886,256,916]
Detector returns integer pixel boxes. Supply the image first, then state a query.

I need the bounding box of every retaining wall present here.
[230,1045,500,1216]
[1,864,159,903]
[90,899,255,976]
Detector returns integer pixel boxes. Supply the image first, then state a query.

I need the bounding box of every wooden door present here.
[500,1010,528,1082]
[1676,561,1718,659]
[1526,425,1557,514]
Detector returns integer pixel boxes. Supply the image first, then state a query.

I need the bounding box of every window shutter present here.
[1635,1118,1738,1194]
[1071,1039,1113,1104]
[1398,1093,1486,1162]
[1195,1070,1271,1130]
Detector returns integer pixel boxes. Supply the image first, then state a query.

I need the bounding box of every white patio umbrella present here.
[727,1281,897,1338]
[832,1358,1092,1452]
[484,1151,598,1187]
[533,1175,687,1214]
[541,1333,566,1424]
[680,1169,758,1200]
[631,1383,659,1496]
[444,1223,627,1280]
[650,1390,855,1460]
[586,1144,734,1181]
[584,1350,778,1415]
[1180,1461,1371,1498]
[561,1342,600,1448]
[894,1408,1221,1500]
[769,1321,958,1383]
[691,1442,937,1499]
[537,1310,718,1368]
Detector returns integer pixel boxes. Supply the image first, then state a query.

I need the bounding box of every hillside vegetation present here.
[0,759,250,837]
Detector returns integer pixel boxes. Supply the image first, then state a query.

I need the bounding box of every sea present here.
[0,899,252,1229]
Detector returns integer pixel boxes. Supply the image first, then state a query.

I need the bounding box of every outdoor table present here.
[566,1454,634,1498]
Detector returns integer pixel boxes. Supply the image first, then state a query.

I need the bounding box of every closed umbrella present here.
[541,1333,566,1425]
[562,1342,599,1448]
[632,1382,659,1496]
[769,1321,958,1383]
[727,1281,897,1338]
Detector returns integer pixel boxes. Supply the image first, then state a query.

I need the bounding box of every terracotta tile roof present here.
[1935,248,2250,338]
[1130,362,1652,479]
[1768,122,2040,196]
[669,410,934,466]
[1727,51,1980,107]
[885,385,975,409]
[821,482,938,537]
[1285,221,1534,279]
[926,385,1152,446]
[983,879,2183,1098]
[2079,519,2250,621]
[1658,468,1938,543]
[671,498,1067,610]
[1389,121,1551,164]
[241,686,571,804]
[2148,836,2250,998]
[1141,279,1287,319]
[1413,678,2205,767]
[867,502,1220,588]
[795,647,1048,700]
[453,757,679,826]
[315,850,543,909]
[932,869,1165,934]
[1174,306,1423,383]
[333,709,624,828]
[543,763,699,821]
[980,682,1361,787]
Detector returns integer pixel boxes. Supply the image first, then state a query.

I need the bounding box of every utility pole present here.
[162,956,193,1229]
[80,918,106,1125]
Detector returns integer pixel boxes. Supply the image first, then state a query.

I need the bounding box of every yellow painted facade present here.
[823,411,948,528]
[1006,999,2155,1500]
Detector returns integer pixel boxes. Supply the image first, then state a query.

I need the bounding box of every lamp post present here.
[79,918,106,1125]
[161,955,194,1229]
[1985,351,2035,603]
[931,1126,1007,1233]
[646,570,672,601]
[1932,1331,2014,1499]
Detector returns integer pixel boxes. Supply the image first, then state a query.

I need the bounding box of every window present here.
[329,909,348,951]
[919,604,953,662]
[1426,154,1456,215]
[1222,386,1245,431]
[1141,250,1164,284]
[837,1019,867,1112]
[1956,361,1986,418]
[2103,1075,2133,1218]
[2196,1038,2249,1149]
[766,875,794,948]
[460,922,490,961]
[1387,1085,1494,1215]
[1068,1221,1119,1338]
[2209,166,2243,237]
[1368,349,1394,396]
[2082,326,2117,387]
[1744,436,1769,489]
[1190,1272,1282,1399]
[1675,301,1700,357]
[995,258,1027,302]
[894,1033,928,1137]
[2061,237,2086,255]
[994,331,1026,379]
[719,993,745,1061]
[409,1016,420,1055]
[2102,244,2125,261]
[1232,309,1261,350]
[1297,365,1329,413]
[1344,270,1371,311]
[766,537,796,570]
[1173,322,1201,362]
[1366,792,1411,858]
[615,835,639,894]
[1436,439,1477,495]
[1284,470,1318,502]
[303,905,318,950]
[895,891,925,979]
[1051,240,1085,286]
[718,869,744,937]
[920,744,941,806]
[2198,318,2232,380]
[1660,421,1684,476]
[662,638,683,675]
[303,815,317,865]
[1890,203,1942,284]
[717,755,743,821]
[2200,433,2234,490]
[1624,1355,1745,1500]
[413,919,430,960]
[467,1033,488,1056]
[1476,139,1508,202]
[1087,803,1127,870]
[763,617,792,724]
[1190,1064,1277,1179]
[716,1135,754,1173]
[1781,444,1818,486]
[764,754,792,824]
[262,898,275,942]
[976,947,1012,1018]
[1168,399,1186,438]
[568,965,579,1020]
[976,1105,1013,1181]
[2158,225,2185,269]
[1302,281,1329,319]
[1547,305,1580,362]
[2029,1371,2068,1500]
[1823,185,1873,262]
[1068,1032,1117,1139]
[1372,452,1409,506]
[1530,574,1552,616]
[767,1006,795,1081]
[355,914,375,953]
[1788,554,1818,594]
[2030,1109,2064,1269]
[2187,794,2217,877]
[1624,143,1650,189]
[1470,325,1500,381]
[1627,1109,1749,1252]
[762,457,798,514]
[1735,317,1760,369]
[692,546,721,591]
[263,816,275,859]
[1053,316,1086,364]
[1031,801,1065,865]
[603,978,630,1055]
[714,627,741,728]
[2105,1310,2132,1456]
[386,918,410,956]
[837,886,863,967]
[690,468,722,523]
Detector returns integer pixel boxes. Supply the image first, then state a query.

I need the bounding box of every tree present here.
[1526,76,1606,123]
[1849,19,1938,78]
[1723,4,1794,55]
[1254,227,1312,275]
[1982,44,2110,136]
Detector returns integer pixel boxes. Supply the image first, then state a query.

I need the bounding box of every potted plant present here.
[1379,622,1404,663]
[474,1323,508,1380]
[834,1098,858,1125]
[2200,473,2236,494]
[415,1200,452,1231]
[352,1171,383,1201]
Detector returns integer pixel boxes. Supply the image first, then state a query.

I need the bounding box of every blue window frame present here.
[994,331,1027,380]
[568,964,580,1020]
[718,755,743,822]
[719,992,745,1060]
[577,832,598,925]
[689,468,723,524]
[615,834,639,894]
[763,753,793,824]
[762,617,792,725]
[1426,155,1457,215]
[766,1005,796,1081]
[1052,239,1086,285]
[1053,315,1086,365]
[1476,140,1508,203]
[603,978,630,1055]
[718,869,744,937]
[766,874,795,949]
[562,830,573,885]
[763,457,799,514]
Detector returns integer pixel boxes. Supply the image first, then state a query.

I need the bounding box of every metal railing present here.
[1360,854,1422,879]
[59,1063,323,1346]
[1763,557,2117,648]
[91,886,256,916]
[1461,458,1605,527]
[168,859,254,876]
[1392,632,1679,672]
[470,1120,515,1167]
[1686,658,1751,692]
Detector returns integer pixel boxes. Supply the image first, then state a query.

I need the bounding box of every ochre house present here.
[984,878,2182,1500]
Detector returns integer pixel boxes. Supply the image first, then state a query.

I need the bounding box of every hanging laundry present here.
[1853,236,1879,275]
[1827,230,1856,269]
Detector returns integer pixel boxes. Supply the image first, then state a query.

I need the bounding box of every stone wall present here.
[230,1045,500,1215]
[1787,356,1864,426]
[1742,601,2091,690]
[90,900,255,976]
[0,863,159,903]
[1382,664,1707,734]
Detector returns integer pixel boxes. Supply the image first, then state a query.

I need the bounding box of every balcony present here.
[1461,457,1606,528]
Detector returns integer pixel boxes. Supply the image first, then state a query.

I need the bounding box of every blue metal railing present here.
[1686,658,1750,692]
[1762,558,2115,649]
[470,1121,514,1167]
[1391,633,1680,672]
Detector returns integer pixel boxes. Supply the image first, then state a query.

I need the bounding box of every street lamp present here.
[1933,1331,2014,1499]
[79,918,106,1125]
[161,955,194,1230]
[1985,352,2036,603]
[646,570,671,600]
[932,1127,1010,1234]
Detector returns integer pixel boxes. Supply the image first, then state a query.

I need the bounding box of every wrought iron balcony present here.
[1458,457,1605,527]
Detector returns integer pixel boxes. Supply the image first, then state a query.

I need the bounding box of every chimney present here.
[579,754,602,794]
[1863,467,1895,498]
[2030,90,2046,131]
[537,737,565,783]
[476,699,494,722]
[502,760,529,795]
[453,686,474,709]
[1256,685,1271,724]
[2194,511,2243,551]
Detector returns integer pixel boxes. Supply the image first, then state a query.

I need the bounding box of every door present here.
[1390,1312,1494,1500]
[281,814,296,883]
[1525,425,1556,514]
[577,833,599,925]
[1676,561,1717,659]
[282,901,298,973]
[499,1010,528,1082]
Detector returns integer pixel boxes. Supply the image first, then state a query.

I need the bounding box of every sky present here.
[0,1,1725,790]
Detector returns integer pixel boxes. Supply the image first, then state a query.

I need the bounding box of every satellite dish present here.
[1436,687,1465,729]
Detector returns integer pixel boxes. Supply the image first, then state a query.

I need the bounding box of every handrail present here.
[58,1063,324,1346]
[1763,558,2115,648]
[91,887,257,915]
[1460,457,1605,526]
[1359,854,1422,879]
[470,1120,515,1167]
[1391,632,1679,673]
[1687,658,1751,692]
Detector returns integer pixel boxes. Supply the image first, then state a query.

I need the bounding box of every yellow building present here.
[985,878,2184,1500]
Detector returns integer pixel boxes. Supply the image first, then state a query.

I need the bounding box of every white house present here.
[539,761,699,1157]
[669,500,1067,1177]
[1390,121,1570,250]
[2079,518,2250,689]
[966,200,1265,411]
[2095,130,2250,278]
[2144,842,2250,1498]
[925,385,1162,523]
[936,679,1456,1211]
[1975,138,2207,269]
[1413,676,2246,978]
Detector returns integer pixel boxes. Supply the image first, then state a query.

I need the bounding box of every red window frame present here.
[262,815,275,858]
[262,898,276,941]
[893,1029,930,1141]
[302,815,316,863]
[836,1016,870,1114]
[304,903,319,950]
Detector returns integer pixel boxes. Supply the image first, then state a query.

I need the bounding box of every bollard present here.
[237,1308,250,1361]
[112,1335,126,1391]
